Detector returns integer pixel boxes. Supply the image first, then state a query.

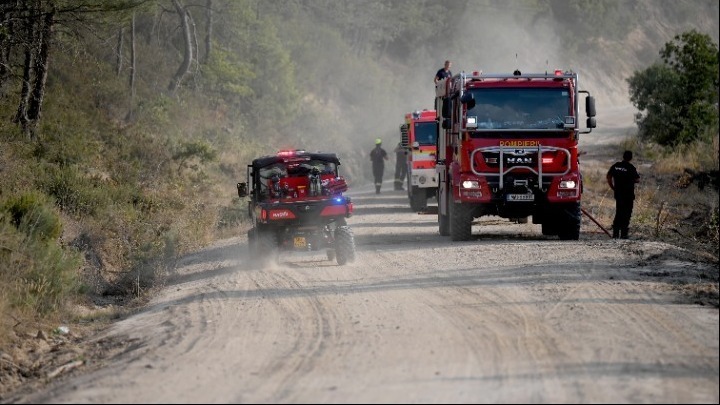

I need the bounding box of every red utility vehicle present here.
[237,149,356,264]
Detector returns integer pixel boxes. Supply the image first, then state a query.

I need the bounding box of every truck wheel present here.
[449,201,472,241]
[438,190,450,236]
[557,203,581,240]
[541,221,557,236]
[335,226,356,265]
[439,213,450,236]
[409,186,427,212]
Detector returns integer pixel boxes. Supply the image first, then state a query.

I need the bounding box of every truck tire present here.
[449,201,472,241]
[335,226,356,265]
[541,221,557,236]
[409,186,427,212]
[557,202,581,240]
[438,190,450,236]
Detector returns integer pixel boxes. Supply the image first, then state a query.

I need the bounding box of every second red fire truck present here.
[400,109,438,212]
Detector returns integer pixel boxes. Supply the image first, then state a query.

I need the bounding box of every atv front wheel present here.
[247,227,257,252]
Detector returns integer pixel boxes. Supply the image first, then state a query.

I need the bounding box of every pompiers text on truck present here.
[434,69,596,241]
[400,109,438,212]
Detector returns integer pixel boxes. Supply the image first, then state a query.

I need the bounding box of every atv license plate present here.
[507,194,534,202]
[293,236,307,248]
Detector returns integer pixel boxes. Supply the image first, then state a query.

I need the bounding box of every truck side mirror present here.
[586,117,597,129]
[586,96,596,117]
[237,182,248,198]
[460,93,475,109]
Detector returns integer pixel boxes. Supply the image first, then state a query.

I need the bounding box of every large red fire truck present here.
[400,109,438,212]
[435,69,596,240]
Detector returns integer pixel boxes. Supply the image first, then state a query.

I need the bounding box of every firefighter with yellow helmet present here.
[369,138,388,194]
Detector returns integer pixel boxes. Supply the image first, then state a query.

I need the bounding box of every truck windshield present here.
[414,122,438,145]
[467,88,571,130]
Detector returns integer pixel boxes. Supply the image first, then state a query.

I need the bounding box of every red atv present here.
[237,149,356,265]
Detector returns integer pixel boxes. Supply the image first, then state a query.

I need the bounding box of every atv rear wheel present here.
[257,229,279,264]
[334,226,356,265]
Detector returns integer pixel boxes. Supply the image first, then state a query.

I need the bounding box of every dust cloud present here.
[272,1,718,186]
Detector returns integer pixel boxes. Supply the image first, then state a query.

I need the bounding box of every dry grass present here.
[587,137,718,254]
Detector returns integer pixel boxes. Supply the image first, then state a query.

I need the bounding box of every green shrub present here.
[0,220,81,316]
[1,191,62,243]
[36,164,111,217]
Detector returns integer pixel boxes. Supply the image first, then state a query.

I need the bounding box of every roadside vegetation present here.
[582,30,719,265]
[0,1,717,391]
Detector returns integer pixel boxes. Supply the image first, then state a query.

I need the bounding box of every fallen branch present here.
[47,360,84,379]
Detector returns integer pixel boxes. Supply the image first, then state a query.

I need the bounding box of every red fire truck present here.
[400,109,438,212]
[435,69,596,240]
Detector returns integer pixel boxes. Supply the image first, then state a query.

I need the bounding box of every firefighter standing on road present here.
[370,138,388,194]
[606,150,640,239]
[393,142,407,191]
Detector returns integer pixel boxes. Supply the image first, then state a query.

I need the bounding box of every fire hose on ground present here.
[581,207,612,238]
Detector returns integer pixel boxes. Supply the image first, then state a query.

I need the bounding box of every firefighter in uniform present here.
[606,150,640,239]
[434,60,452,84]
[393,142,407,191]
[370,138,388,194]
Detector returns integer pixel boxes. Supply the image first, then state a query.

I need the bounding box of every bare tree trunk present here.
[26,7,54,140]
[116,26,123,76]
[168,0,193,94]
[126,11,136,122]
[13,3,34,135]
[129,12,136,99]
[0,5,11,86]
[202,0,212,64]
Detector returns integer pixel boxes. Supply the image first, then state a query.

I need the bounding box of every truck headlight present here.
[462,180,479,189]
[559,180,576,189]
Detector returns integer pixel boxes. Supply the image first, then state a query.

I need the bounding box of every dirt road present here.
[8,109,719,403]
[12,191,719,403]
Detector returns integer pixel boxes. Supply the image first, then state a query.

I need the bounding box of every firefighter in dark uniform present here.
[606,150,640,239]
[370,138,388,194]
[434,60,452,84]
